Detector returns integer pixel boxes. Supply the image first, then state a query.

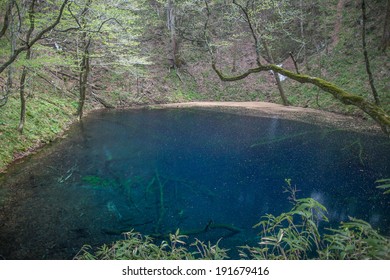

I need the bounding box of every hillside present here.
[0,0,389,171]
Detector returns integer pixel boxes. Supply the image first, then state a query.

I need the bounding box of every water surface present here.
[0,108,389,259]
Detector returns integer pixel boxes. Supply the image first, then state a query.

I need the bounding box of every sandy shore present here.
[148,101,381,134]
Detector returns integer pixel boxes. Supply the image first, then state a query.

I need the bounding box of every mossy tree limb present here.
[212,63,390,136]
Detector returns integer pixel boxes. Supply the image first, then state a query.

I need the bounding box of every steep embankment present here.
[0,93,77,173]
[143,0,389,118]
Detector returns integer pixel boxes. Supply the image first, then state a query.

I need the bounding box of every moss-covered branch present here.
[212,63,390,136]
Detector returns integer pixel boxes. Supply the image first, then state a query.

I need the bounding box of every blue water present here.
[0,108,389,259]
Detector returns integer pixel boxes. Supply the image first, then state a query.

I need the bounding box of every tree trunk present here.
[17,49,31,133]
[0,0,13,39]
[300,0,310,70]
[77,35,91,120]
[77,0,92,120]
[6,0,16,98]
[362,0,380,106]
[167,0,180,69]
[18,0,36,134]
[381,0,390,51]
[262,41,289,106]
[0,0,69,75]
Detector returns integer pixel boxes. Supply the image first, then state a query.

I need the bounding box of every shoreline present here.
[0,101,384,174]
[148,101,382,134]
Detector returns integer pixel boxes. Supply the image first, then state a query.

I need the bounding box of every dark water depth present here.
[0,108,389,259]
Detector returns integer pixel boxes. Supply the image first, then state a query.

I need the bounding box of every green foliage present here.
[376,179,390,195]
[75,229,229,260]
[241,179,328,260]
[0,92,77,172]
[284,1,390,115]
[319,218,390,260]
[75,180,390,260]
[241,180,390,260]
[82,175,114,188]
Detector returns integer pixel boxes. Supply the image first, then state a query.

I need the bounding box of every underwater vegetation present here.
[1,109,389,259]
[75,180,390,260]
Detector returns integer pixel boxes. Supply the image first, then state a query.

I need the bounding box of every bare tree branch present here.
[232,0,261,66]
[0,0,69,74]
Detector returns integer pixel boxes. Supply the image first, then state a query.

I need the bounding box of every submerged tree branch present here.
[212,62,390,136]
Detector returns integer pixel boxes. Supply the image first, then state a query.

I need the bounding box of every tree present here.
[361,0,380,106]
[17,0,36,133]
[0,0,13,39]
[1,0,16,107]
[207,1,390,135]
[167,0,180,69]
[382,0,390,51]
[0,0,69,75]
[52,0,144,119]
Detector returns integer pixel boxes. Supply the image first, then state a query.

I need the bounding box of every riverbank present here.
[1,100,384,173]
[149,101,382,134]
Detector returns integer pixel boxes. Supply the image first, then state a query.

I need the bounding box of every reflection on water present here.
[0,108,389,259]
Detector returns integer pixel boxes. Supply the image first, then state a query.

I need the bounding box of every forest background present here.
[0,0,389,171]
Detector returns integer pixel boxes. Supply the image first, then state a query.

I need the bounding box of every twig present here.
[289,52,300,74]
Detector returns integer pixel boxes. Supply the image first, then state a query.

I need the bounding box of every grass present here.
[0,91,77,172]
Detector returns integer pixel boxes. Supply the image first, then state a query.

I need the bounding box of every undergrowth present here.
[0,92,77,172]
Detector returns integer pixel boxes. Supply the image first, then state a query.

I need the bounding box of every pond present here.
[0,108,389,259]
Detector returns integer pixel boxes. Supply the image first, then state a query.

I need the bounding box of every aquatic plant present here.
[376,179,390,195]
[240,180,328,260]
[82,175,114,188]
[342,138,365,166]
[319,218,390,260]
[75,180,390,260]
[74,229,228,260]
[240,180,390,260]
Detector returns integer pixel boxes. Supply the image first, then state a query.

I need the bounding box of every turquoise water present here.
[0,108,389,259]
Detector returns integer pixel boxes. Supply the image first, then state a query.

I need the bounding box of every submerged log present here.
[151,220,242,239]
